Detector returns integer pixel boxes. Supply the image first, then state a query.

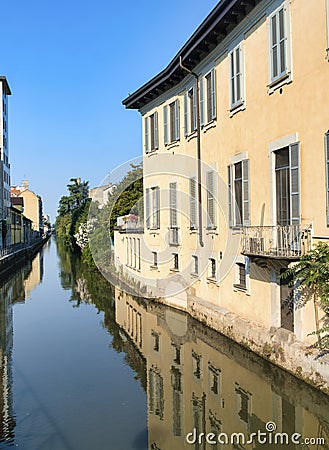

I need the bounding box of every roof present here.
[0,77,12,95]
[123,0,261,110]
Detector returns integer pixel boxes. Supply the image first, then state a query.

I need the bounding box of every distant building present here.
[89,183,115,208]
[11,181,43,235]
[0,77,12,247]
[10,197,33,245]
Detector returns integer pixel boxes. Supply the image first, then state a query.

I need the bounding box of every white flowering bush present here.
[74,221,94,249]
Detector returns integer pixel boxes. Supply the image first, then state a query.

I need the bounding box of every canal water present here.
[0,238,328,449]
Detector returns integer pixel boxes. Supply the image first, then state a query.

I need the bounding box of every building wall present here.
[18,190,42,233]
[114,0,329,345]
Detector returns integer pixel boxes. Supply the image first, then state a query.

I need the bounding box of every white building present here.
[0,77,12,247]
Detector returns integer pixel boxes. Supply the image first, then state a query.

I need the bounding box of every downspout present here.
[179,56,204,247]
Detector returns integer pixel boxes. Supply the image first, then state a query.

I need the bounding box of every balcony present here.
[242,225,312,260]
[115,215,144,234]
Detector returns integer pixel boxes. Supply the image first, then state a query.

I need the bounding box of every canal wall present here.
[0,235,50,279]
[109,266,329,395]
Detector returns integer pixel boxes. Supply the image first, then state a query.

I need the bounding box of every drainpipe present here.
[179,56,204,247]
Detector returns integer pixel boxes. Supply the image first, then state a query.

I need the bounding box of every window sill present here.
[148,228,160,235]
[207,277,219,286]
[229,226,243,234]
[233,284,247,292]
[202,120,216,133]
[229,101,246,117]
[268,72,292,94]
[189,228,198,234]
[190,273,200,279]
[186,130,197,141]
[165,141,180,150]
[150,265,159,271]
[170,268,179,273]
[206,227,218,235]
[146,150,158,157]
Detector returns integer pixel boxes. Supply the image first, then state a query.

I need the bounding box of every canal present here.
[0,238,328,449]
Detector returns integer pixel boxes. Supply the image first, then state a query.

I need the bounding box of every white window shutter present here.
[164,105,168,145]
[228,165,233,227]
[270,14,278,80]
[211,68,216,120]
[324,131,329,226]
[184,92,189,136]
[192,87,197,131]
[154,187,160,229]
[189,177,197,229]
[242,159,250,226]
[145,188,150,229]
[154,112,158,149]
[200,77,204,127]
[206,171,215,228]
[230,51,235,106]
[144,117,149,153]
[289,143,300,225]
[169,182,177,227]
[174,99,179,141]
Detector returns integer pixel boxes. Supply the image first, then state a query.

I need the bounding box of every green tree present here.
[282,242,329,350]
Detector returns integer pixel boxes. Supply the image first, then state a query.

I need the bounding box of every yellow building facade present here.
[115,0,329,348]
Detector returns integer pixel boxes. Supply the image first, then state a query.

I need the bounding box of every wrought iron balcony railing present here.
[242,225,311,259]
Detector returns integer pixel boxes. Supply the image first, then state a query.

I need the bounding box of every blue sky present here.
[4,0,218,220]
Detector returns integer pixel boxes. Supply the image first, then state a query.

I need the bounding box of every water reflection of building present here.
[115,289,329,450]
[24,253,44,299]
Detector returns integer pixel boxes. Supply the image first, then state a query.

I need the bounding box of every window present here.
[184,87,197,136]
[152,331,160,351]
[235,384,251,425]
[274,143,300,225]
[145,186,160,229]
[209,365,220,395]
[200,68,216,126]
[234,262,247,290]
[172,253,179,270]
[191,255,199,275]
[206,170,216,229]
[152,251,158,268]
[192,351,201,379]
[228,159,250,227]
[189,177,198,229]
[172,344,181,365]
[324,131,329,227]
[230,44,244,109]
[149,368,164,419]
[169,182,177,228]
[269,5,289,83]
[164,100,179,145]
[144,112,158,153]
[208,258,217,280]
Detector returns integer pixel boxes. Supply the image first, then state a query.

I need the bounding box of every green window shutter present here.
[169,182,177,227]
[200,77,204,127]
[189,177,197,229]
[228,165,233,227]
[242,159,250,226]
[144,117,149,153]
[154,112,158,149]
[211,68,216,120]
[164,105,168,145]
[175,100,179,141]
[145,188,150,229]
[184,92,189,136]
[289,143,300,225]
